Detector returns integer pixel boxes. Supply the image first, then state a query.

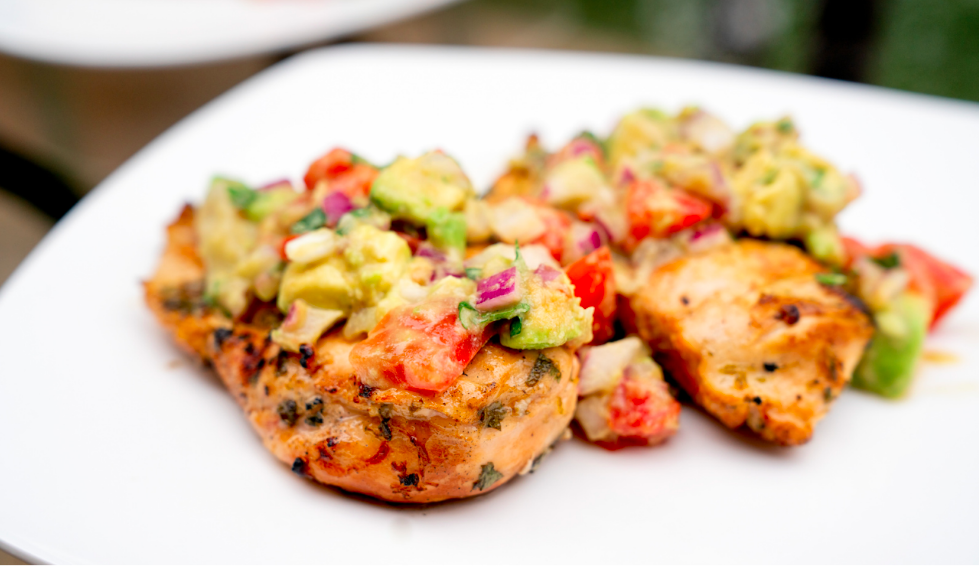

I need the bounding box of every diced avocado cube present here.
[369,152,473,225]
[244,188,298,222]
[805,222,845,267]
[607,108,676,170]
[852,292,930,398]
[343,224,411,305]
[426,208,466,252]
[197,179,258,272]
[277,258,352,313]
[732,151,804,240]
[499,275,593,350]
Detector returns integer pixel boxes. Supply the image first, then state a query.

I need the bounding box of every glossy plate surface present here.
[0,0,459,67]
[0,45,977,563]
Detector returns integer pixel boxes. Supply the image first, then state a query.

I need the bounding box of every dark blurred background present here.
[1,0,978,287]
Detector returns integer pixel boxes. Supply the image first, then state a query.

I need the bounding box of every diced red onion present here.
[259,178,292,191]
[282,301,303,330]
[476,266,521,310]
[417,244,447,262]
[578,337,644,396]
[618,167,635,187]
[431,265,465,282]
[594,210,627,244]
[534,264,562,284]
[579,229,602,255]
[690,222,722,242]
[322,191,354,227]
[571,139,598,157]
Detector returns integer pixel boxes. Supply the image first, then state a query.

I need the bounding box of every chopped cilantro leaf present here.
[871,252,900,269]
[479,401,507,430]
[811,168,825,188]
[227,185,257,209]
[350,153,376,168]
[472,462,503,491]
[526,353,560,386]
[760,169,778,185]
[291,208,326,234]
[815,272,848,286]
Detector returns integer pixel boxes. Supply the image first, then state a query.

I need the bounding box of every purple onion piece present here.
[534,264,562,284]
[476,266,521,310]
[690,222,722,242]
[594,213,625,244]
[619,167,635,187]
[431,264,465,282]
[577,229,602,255]
[322,191,354,227]
[710,162,730,198]
[259,178,292,191]
[592,221,612,244]
[571,139,597,157]
[416,244,447,262]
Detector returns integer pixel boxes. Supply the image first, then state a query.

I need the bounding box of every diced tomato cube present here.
[842,236,973,330]
[625,179,712,246]
[565,247,617,344]
[531,205,573,262]
[349,299,495,394]
[607,368,681,443]
[877,243,973,329]
[304,148,378,198]
[278,234,300,260]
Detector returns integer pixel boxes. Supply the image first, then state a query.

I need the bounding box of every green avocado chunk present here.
[426,208,466,252]
[851,292,930,398]
[369,152,472,225]
[498,275,592,350]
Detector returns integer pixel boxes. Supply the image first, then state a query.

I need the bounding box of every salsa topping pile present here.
[192,106,972,411]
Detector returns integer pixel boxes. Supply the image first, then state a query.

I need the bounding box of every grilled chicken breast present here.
[146,206,578,503]
[632,239,874,445]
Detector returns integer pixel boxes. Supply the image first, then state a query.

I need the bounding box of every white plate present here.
[1,45,977,564]
[0,0,460,67]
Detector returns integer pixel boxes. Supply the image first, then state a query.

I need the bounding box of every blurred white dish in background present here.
[0,0,461,67]
[0,45,976,563]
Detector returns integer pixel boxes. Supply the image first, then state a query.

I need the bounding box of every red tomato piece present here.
[531,205,573,262]
[607,368,681,444]
[625,179,712,246]
[278,234,300,260]
[877,243,974,329]
[304,148,378,199]
[565,247,617,344]
[349,298,495,394]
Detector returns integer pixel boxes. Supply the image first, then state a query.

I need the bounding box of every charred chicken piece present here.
[632,239,873,445]
[145,207,578,503]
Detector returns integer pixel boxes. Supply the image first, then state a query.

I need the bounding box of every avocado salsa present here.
[193,109,972,399]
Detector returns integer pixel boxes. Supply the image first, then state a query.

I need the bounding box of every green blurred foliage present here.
[872,0,979,101]
[476,0,979,103]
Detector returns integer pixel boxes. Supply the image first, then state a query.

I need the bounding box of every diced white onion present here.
[272,300,344,352]
[574,395,613,442]
[578,336,645,396]
[285,228,337,264]
[488,198,546,243]
[543,159,608,208]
